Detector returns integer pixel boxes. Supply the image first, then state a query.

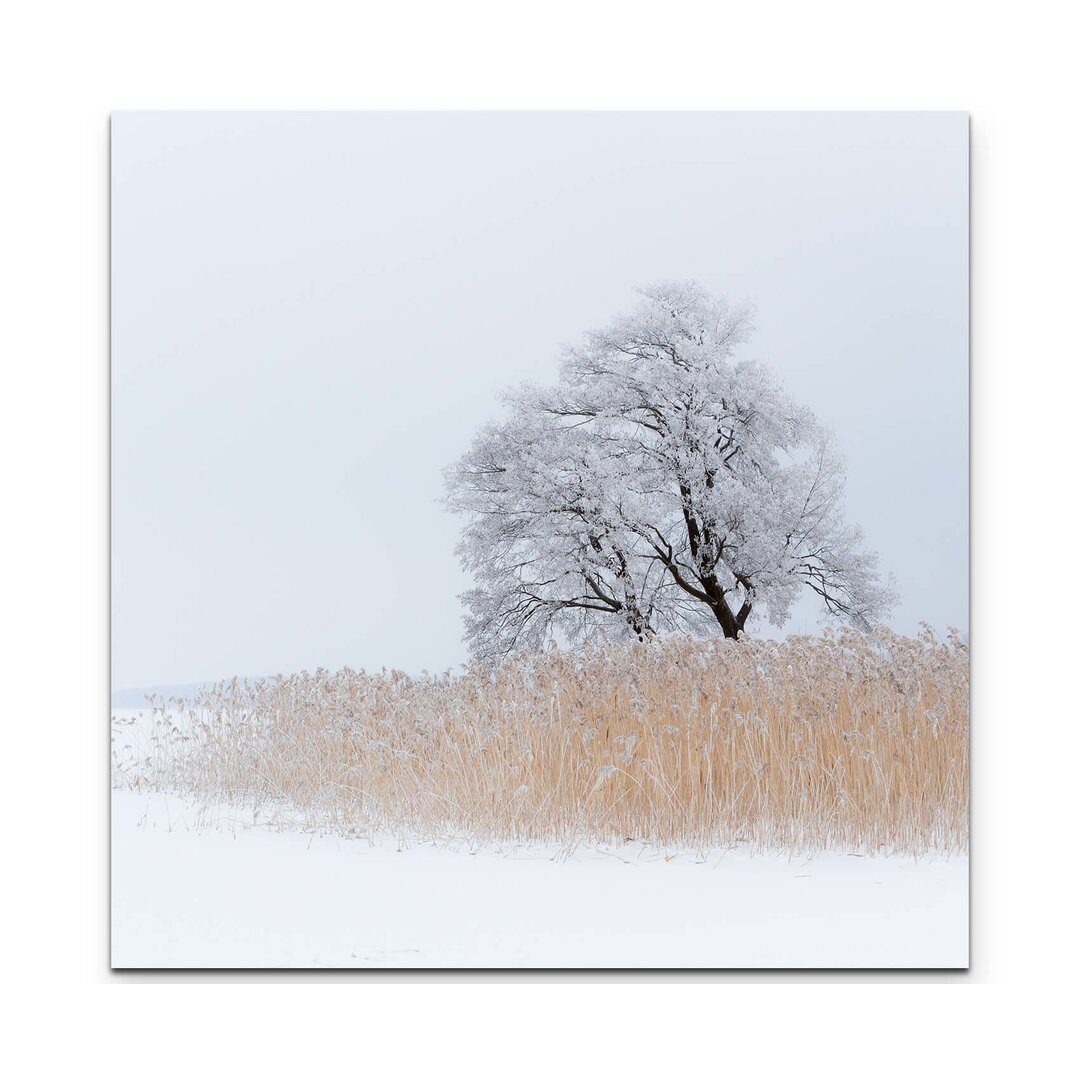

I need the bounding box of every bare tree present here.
[446,281,896,664]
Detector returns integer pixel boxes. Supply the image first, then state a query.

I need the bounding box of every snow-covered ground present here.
[112,791,968,968]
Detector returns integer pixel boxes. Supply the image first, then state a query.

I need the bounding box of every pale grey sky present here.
[111,112,968,690]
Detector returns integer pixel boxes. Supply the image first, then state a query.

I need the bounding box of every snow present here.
[112,791,968,969]
[447,280,897,664]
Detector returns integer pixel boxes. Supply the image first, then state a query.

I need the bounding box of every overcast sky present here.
[112,112,968,690]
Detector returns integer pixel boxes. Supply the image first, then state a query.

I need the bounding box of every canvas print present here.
[111,112,969,969]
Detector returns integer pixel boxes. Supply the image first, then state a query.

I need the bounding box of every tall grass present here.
[113,626,968,854]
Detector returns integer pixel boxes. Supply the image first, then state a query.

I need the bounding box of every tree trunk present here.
[628,616,656,643]
[708,593,744,639]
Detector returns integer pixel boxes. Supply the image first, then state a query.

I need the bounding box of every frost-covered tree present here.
[445,281,897,664]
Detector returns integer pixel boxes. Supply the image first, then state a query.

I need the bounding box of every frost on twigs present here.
[445,281,897,666]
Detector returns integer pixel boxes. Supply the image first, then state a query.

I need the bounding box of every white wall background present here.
[6,0,1079,1050]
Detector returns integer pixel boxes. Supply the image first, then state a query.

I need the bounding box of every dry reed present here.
[112,626,968,854]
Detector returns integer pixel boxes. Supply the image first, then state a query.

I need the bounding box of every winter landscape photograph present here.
[111,111,969,969]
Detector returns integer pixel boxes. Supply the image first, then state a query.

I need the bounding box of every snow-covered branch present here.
[445,281,896,662]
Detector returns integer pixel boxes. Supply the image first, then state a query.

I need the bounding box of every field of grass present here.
[112,626,968,855]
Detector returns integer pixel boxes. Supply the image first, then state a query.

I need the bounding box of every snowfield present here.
[112,791,968,969]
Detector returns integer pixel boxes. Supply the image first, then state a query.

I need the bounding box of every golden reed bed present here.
[114,627,968,854]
